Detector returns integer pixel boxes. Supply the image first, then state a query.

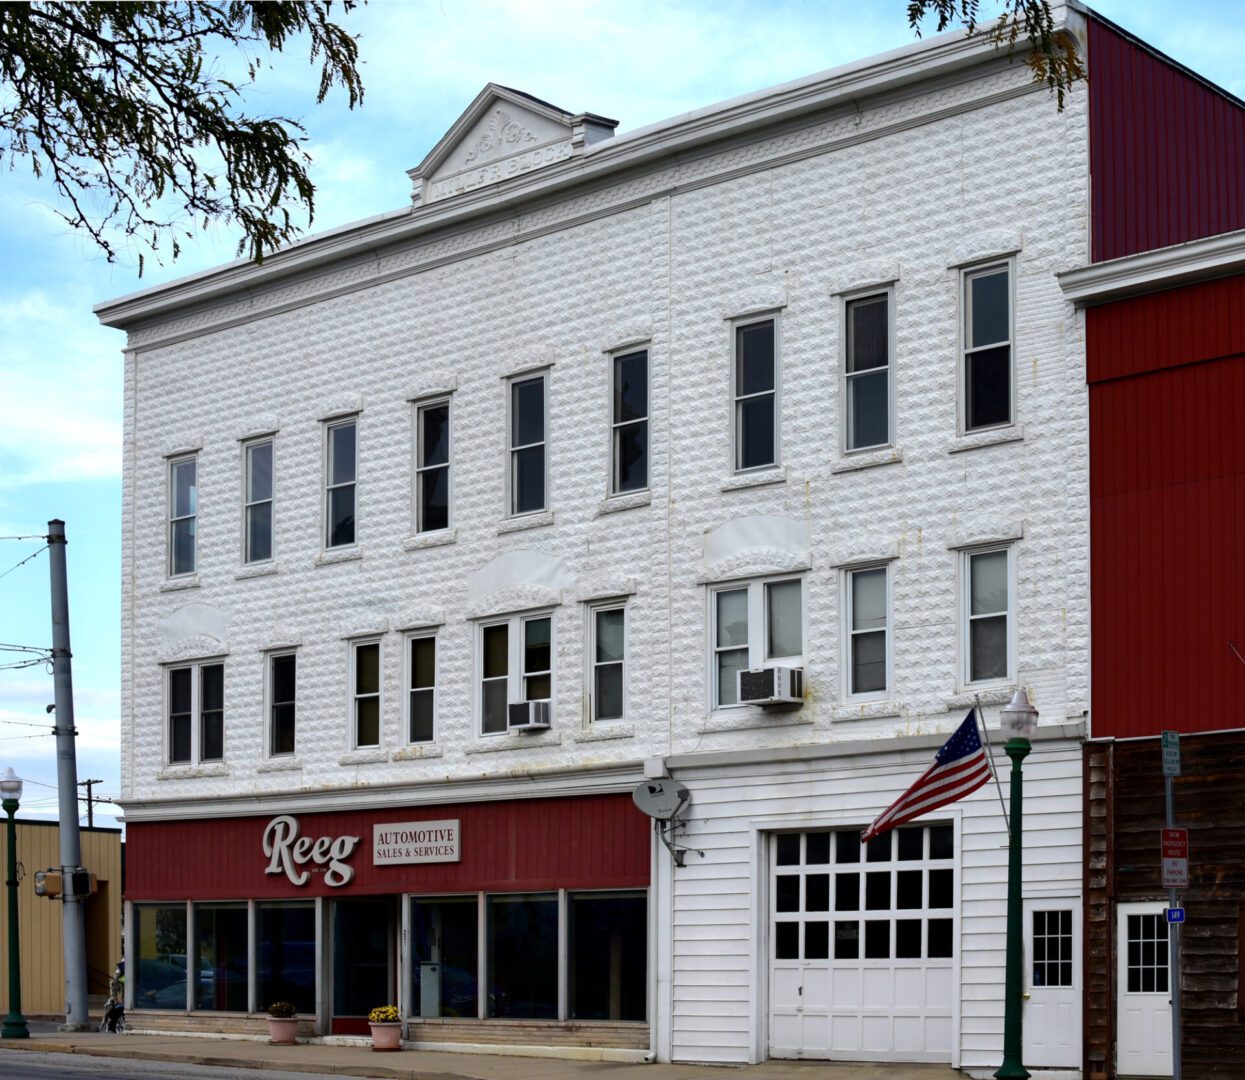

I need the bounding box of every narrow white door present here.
[1116,902,1173,1077]
[1022,898,1081,1068]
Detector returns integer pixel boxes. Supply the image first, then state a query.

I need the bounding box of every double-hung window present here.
[610,350,648,494]
[733,319,778,471]
[509,374,546,515]
[406,634,436,743]
[167,661,224,764]
[415,400,450,533]
[351,640,381,747]
[712,577,802,708]
[325,419,357,548]
[962,263,1013,431]
[244,439,274,563]
[963,547,1013,684]
[268,653,296,756]
[480,613,553,734]
[168,455,197,576]
[845,566,889,698]
[589,605,626,722]
[844,293,891,451]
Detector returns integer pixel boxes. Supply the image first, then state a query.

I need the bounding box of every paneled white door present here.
[1116,902,1173,1077]
[1022,898,1081,1068]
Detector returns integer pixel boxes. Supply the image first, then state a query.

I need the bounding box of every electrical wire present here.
[0,534,46,542]
[0,545,47,582]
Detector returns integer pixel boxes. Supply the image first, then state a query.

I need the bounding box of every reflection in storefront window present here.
[195,903,248,1011]
[411,896,478,1017]
[257,901,316,1014]
[487,893,557,1019]
[569,892,646,1021]
[134,904,188,1010]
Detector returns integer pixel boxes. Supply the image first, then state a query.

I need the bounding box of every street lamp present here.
[1,767,28,1039]
[995,689,1038,1080]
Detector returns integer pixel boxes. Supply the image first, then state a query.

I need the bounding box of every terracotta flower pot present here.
[369,1020,402,1051]
[267,1016,299,1044]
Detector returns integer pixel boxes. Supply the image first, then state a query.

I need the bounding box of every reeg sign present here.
[262,814,361,888]
[373,819,461,865]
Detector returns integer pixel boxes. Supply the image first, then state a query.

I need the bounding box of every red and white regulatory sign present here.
[1162,827,1189,889]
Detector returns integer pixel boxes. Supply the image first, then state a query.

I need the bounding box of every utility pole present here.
[78,779,102,829]
[47,520,89,1031]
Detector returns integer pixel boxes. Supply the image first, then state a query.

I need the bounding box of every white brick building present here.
[99,10,1090,1074]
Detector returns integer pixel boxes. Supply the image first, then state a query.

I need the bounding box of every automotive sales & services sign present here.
[373,819,461,865]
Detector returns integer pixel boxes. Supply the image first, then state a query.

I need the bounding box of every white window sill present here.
[946,685,1015,710]
[403,529,457,551]
[831,448,903,474]
[597,491,652,516]
[156,763,229,780]
[498,510,554,534]
[316,547,363,567]
[338,747,388,765]
[465,731,563,754]
[832,700,903,721]
[391,743,445,761]
[947,424,1025,454]
[721,467,785,493]
[699,707,812,733]
[160,575,201,592]
[257,757,302,773]
[573,723,635,742]
[235,562,278,580]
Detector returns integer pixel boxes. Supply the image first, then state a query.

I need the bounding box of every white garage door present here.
[769,826,954,1062]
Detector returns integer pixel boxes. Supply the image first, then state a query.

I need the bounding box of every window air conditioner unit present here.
[738,666,804,706]
[508,700,551,731]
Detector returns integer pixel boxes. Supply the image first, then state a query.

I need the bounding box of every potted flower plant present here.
[266,1001,299,1044]
[367,1004,402,1051]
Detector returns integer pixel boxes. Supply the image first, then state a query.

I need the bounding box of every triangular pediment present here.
[408,84,616,206]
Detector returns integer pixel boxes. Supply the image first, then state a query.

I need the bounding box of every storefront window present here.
[411,896,478,1018]
[134,903,188,1010]
[194,903,248,1011]
[487,893,557,1018]
[332,898,393,1018]
[257,901,315,1014]
[569,891,646,1021]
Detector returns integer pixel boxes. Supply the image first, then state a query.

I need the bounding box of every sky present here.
[0,0,1242,833]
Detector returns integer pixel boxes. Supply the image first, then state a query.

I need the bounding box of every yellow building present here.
[0,821,123,1017]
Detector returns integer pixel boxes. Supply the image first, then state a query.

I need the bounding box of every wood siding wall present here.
[1088,17,1245,262]
[1084,735,1245,1079]
[0,822,124,1016]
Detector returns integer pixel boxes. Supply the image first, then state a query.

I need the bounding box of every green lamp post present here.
[1,767,29,1039]
[995,689,1038,1080]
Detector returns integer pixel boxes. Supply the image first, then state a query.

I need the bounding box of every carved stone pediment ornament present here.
[468,584,562,620]
[464,109,539,164]
[698,548,813,585]
[159,634,227,664]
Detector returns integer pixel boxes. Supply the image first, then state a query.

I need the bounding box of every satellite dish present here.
[632,779,690,821]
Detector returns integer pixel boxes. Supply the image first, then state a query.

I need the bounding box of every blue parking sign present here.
[1165,907,1185,923]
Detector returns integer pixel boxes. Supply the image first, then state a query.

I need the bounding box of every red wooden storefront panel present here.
[126,792,650,900]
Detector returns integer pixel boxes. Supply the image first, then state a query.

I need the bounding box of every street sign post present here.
[1161,735,1184,1080]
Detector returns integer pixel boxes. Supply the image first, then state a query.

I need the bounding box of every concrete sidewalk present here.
[0,1029,965,1080]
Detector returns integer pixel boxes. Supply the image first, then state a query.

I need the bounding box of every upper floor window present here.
[351,639,381,747]
[963,546,1013,685]
[168,455,197,576]
[244,439,273,563]
[509,374,546,516]
[712,577,802,708]
[611,350,648,494]
[962,264,1012,432]
[325,419,357,548]
[407,633,436,743]
[168,661,223,764]
[268,652,296,756]
[589,604,626,722]
[844,293,891,451]
[480,613,552,734]
[845,566,889,698]
[415,400,450,533]
[734,319,778,472]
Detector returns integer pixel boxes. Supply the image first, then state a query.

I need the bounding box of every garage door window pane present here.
[776,875,800,912]
[864,921,890,959]
[896,919,922,959]
[776,922,799,960]
[805,922,829,960]
[928,919,953,959]
[835,921,859,959]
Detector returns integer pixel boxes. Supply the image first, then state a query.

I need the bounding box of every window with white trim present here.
[844,292,891,451]
[509,374,546,515]
[325,419,357,548]
[406,633,436,743]
[167,661,223,764]
[168,455,197,576]
[268,652,296,756]
[610,349,648,494]
[711,577,802,708]
[845,566,889,698]
[244,438,273,563]
[479,613,553,734]
[415,400,450,533]
[589,604,626,722]
[962,263,1012,431]
[963,546,1012,684]
[733,318,778,472]
[351,639,381,747]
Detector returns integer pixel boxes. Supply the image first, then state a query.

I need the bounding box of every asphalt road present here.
[0,1050,336,1080]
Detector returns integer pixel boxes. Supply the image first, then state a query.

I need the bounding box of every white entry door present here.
[1116,902,1173,1077]
[1023,898,1081,1068]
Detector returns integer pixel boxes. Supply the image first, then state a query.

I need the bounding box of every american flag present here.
[861,709,991,843]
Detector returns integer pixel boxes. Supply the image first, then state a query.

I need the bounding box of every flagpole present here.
[975,696,1010,835]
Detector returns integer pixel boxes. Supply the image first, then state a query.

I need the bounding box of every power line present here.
[0,545,47,582]
[0,658,50,672]
[0,718,56,730]
[0,534,47,542]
